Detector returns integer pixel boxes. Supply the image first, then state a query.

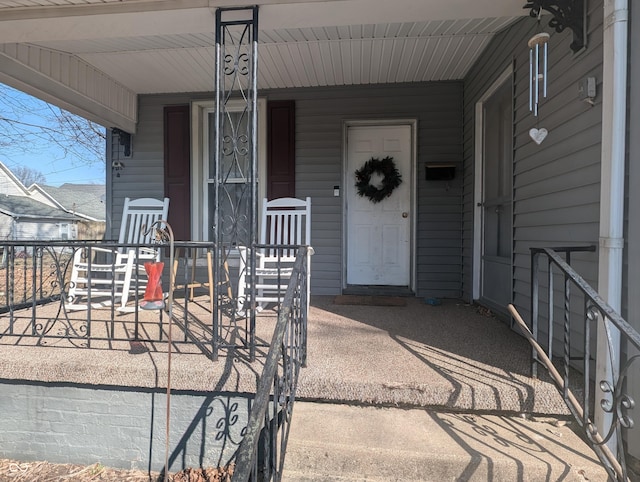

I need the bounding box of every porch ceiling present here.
[0,0,527,128]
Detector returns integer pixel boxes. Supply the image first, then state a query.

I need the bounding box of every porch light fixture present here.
[523,0,587,53]
[112,127,132,157]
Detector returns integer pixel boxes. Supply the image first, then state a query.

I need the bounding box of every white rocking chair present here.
[66,197,170,311]
[237,197,313,314]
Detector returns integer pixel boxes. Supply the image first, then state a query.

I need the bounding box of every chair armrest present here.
[237,246,267,269]
[72,245,119,264]
[117,247,159,264]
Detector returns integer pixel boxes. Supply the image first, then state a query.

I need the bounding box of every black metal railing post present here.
[525,245,639,481]
[531,249,539,377]
[213,6,259,362]
[232,247,308,482]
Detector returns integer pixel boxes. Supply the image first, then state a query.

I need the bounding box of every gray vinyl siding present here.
[267,84,463,297]
[114,83,463,297]
[626,2,640,459]
[627,0,640,328]
[0,214,11,239]
[109,94,193,239]
[108,92,214,239]
[462,3,603,327]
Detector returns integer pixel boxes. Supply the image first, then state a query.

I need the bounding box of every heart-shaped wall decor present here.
[529,127,548,145]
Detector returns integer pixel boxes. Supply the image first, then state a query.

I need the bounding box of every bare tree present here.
[0,83,106,164]
[12,166,47,186]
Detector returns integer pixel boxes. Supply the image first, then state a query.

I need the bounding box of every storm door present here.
[480,80,513,314]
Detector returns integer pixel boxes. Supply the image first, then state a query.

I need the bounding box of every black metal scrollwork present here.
[523,0,586,52]
[597,355,638,442]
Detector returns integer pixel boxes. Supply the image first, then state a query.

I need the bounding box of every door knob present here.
[402,212,408,218]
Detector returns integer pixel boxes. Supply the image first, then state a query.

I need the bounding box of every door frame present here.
[342,119,417,291]
[473,65,513,301]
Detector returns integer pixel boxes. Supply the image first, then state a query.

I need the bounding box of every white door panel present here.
[346,124,412,286]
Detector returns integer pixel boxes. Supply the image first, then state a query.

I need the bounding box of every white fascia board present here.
[0,0,526,43]
[0,46,137,132]
[0,161,30,196]
[28,185,63,209]
[0,208,71,221]
[66,211,103,222]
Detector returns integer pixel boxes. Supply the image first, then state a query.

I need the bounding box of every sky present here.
[1,85,106,187]
[3,152,106,187]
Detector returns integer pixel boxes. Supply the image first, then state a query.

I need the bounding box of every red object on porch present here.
[144,261,164,302]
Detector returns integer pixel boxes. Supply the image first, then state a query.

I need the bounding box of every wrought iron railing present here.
[510,246,640,481]
[232,247,309,482]
[0,240,222,349]
[0,242,68,311]
[0,238,306,358]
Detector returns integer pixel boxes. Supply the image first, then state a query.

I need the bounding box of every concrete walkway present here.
[283,297,607,481]
[282,402,608,482]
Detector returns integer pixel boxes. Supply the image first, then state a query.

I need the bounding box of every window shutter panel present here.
[267,100,295,200]
[164,105,191,241]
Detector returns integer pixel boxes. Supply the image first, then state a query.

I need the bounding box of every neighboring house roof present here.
[36,183,106,222]
[0,160,31,197]
[0,195,78,220]
[0,160,106,222]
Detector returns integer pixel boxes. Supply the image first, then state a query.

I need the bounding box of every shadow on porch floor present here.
[0,295,566,415]
[300,296,568,415]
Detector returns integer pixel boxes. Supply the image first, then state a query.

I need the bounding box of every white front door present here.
[346,124,412,286]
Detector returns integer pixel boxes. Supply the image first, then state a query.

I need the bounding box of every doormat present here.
[333,295,407,306]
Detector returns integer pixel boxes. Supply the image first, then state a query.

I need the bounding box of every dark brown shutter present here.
[267,100,295,200]
[164,105,191,241]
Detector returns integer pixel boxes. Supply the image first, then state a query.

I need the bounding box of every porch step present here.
[282,402,608,482]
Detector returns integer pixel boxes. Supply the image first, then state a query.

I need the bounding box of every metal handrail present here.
[0,239,218,345]
[524,246,640,481]
[232,247,308,482]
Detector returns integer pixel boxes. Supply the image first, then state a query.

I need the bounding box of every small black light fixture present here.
[112,127,132,157]
[523,0,587,53]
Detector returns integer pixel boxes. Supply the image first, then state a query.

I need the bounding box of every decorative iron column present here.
[213,6,259,360]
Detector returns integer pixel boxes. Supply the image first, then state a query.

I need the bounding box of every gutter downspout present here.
[595,0,628,446]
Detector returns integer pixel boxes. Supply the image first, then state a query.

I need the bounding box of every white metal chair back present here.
[65,197,170,312]
[236,196,312,314]
[119,197,170,251]
[260,197,311,258]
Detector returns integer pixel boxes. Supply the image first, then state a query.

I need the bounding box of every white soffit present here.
[27,16,518,93]
[0,0,526,93]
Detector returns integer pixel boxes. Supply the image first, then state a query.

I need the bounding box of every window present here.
[191,99,267,244]
[59,223,70,240]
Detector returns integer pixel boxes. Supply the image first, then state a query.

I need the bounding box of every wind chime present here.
[528,29,550,145]
[524,0,587,145]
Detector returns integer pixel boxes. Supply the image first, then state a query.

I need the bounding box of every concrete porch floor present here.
[1,295,568,415]
[0,294,610,480]
[299,296,569,415]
